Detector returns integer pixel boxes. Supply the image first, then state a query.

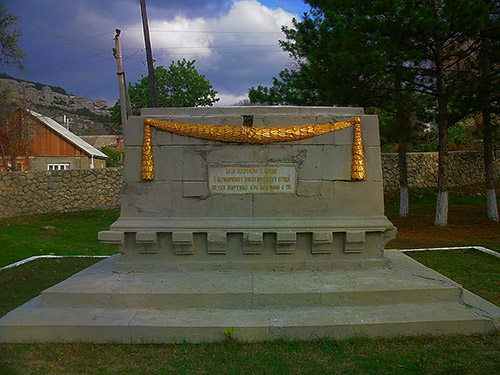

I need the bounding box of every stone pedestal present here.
[100,106,396,271]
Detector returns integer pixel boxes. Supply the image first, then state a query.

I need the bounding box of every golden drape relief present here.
[141,116,365,181]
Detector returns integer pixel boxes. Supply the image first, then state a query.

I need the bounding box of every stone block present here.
[365,147,383,182]
[276,231,296,254]
[183,148,207,181]
[313,231,333,243]
[333,126,353,146]
[207,231,227,255]
[124,116,144,146]
[120,181,172,217]
[171,133,190,145]
[98,231,124,244]
[153,127,171,145]
[137,243,159,254]
[157,146,184,181]
[344,231,366,254]
[346,231,365,243]
[243,232,263,255]
[172,232,194,255]
[333,181,384,217]
[252,184,334,217]
[296,181,321,196]
[312,231,333,254]
[204,145,267,164]
[124,146,183,182]
[136,232,157,244]
[183,182,209,198]
[298,146,351,181]
[172,232,193,243]
[170,182,253,218]
[359,115,380,147]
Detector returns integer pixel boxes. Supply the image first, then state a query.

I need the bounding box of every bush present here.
[100,146,124,167]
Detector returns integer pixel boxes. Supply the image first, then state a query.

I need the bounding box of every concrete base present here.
[0,251,498,343]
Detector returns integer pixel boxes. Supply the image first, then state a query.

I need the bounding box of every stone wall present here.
[0,150,498,218]
[382,150,500,191]
[0,168,122,218]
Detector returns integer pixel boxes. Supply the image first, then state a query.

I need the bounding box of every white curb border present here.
[0,246,498,272]
[0,255,109,271]
[397,245,500,258]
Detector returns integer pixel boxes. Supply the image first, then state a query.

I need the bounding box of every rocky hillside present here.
[0,74,115,135]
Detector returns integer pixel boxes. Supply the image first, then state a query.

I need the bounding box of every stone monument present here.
[0,106,498,343]
[100,106,396,272]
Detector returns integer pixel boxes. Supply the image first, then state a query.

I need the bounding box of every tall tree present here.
[111,59,219,131]
[0,6,25,69]
[477,0,500,221]
[0,7,27,170]
[400,0,485,225]
[250,0,423,217]
[451,1,500,220]
[0,108,32,171]
[129,59,218,112]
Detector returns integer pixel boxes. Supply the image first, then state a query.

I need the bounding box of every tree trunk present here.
[481,32,499,221]
[434,41,449,226]
[398,142,409,217]
[395,70,409,217]
[10,153,17,171]
[0,143,7,171]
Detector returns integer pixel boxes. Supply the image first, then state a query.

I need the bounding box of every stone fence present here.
[382,150,500,191]
[0,168,122,218]
[0,150,498,218]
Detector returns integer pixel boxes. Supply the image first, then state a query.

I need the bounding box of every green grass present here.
[0,334,498,374]
[0,257,102,318]
[407,249,500,306]
[0,210,118,267]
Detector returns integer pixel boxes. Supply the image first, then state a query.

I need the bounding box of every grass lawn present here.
[0,334,498,375]
[385,188,500,251]
[0,210,118,268]
[407,249,500,306]
[0,257,102,318]
[0,189,499,374]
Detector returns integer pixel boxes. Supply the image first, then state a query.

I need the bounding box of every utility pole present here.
[113,29,128,132]
[140,0,158,107]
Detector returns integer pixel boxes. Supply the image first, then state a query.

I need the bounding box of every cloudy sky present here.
[2,0,310,106]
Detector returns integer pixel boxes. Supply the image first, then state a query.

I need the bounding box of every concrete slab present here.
[0,251,498,343]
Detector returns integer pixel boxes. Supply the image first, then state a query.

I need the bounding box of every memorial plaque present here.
[208,164,296,194]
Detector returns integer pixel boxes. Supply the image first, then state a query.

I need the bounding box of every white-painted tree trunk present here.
[399,186,409,217]
[486,189,499,221]
[434,191,448,226]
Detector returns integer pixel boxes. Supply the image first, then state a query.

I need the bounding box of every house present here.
[79,135,123,150]
[0,108,107,172]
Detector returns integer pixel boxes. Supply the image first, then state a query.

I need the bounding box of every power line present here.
[123,29,285,34]
[122,44,282,51]
[153,49,288,57]
[29,31,115,53]
[19,17,111,55]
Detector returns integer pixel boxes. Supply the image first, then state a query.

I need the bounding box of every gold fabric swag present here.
[141,116,365,181]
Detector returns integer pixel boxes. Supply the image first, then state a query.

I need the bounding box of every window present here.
[6,162,24,171]
[47,163,70,171]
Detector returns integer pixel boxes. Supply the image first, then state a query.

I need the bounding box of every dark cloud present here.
[1,0,298,105]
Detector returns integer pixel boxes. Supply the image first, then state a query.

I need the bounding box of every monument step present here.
[0,298,495,343]
[39,255,461,310]
[1,251,498,343]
